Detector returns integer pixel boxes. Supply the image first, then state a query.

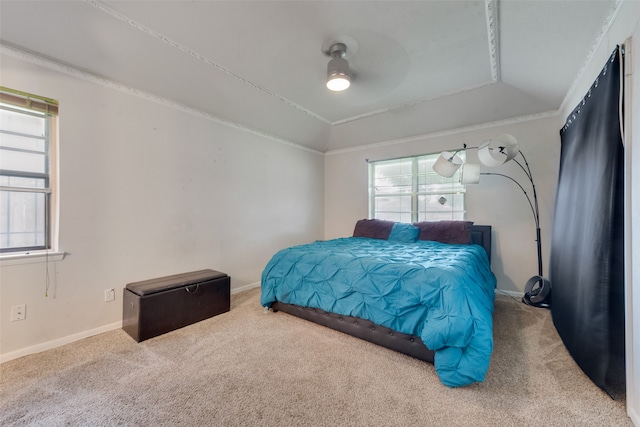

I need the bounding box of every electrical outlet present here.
[10,304,26,321]
[104,288,115,302]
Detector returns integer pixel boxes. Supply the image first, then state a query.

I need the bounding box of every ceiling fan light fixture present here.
[326,43,351,91]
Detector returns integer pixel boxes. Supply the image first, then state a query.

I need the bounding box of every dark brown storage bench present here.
[122,269,230,342]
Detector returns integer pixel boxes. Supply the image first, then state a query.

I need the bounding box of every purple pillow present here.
[412,220,474,244]
[353,219,395,240]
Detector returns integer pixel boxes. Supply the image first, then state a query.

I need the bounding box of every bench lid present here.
[125,269,227,296]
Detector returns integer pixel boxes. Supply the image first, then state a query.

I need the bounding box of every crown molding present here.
[0,39,562,159]
[331,80,497,126]
[325,110,560,156]
[86,0,504,130]
[485,0,500,82]
[3,0,563,157]
[329,0,500,126]
[559,0,625,113]
[83,0,332,126]
[0,41,323,156]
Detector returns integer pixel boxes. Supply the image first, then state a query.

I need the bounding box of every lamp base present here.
[522,275,552,309]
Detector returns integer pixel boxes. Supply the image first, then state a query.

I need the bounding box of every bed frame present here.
[271,225,492,363]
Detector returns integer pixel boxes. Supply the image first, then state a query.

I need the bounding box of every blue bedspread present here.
[260,237,496,387]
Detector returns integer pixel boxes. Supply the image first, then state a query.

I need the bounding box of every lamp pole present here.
[481,154,542,276]
[432,136,551,307]
[482,152,550,307]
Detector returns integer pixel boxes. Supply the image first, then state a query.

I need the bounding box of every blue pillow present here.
[387,222,419,243]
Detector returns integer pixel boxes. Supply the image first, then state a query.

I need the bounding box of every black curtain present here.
[550,47,625,396]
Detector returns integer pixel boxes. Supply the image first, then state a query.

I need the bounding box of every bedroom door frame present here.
[623,37,639,425]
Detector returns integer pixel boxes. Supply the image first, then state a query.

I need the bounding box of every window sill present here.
[0,250,65,266]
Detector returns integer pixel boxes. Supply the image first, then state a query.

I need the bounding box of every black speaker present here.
[522,275,552,309]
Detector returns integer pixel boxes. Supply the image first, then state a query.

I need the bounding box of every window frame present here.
[368,152,467,223]
[0,88,58,255]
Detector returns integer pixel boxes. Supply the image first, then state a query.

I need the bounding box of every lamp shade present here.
[478,134,520,167]
[433,151,463,177]
[460,163,481,184]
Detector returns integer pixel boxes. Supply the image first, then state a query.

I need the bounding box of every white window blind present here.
[0,87,58,253]
[368,152,466,222]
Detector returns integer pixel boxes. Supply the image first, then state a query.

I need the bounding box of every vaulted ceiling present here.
[0,0,621,152]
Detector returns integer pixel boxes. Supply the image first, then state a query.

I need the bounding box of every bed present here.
[260,219,496,387]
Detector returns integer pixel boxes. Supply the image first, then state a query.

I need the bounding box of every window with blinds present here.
[368,152,466,223]
[0,87,58,253]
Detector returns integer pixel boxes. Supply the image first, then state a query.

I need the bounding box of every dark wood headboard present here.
[470,225,492,263]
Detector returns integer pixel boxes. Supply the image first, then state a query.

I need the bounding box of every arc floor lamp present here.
[432,134,552,308]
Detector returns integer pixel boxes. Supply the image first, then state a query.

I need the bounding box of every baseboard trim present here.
[232,281,260,294]
[495,288,525,299]
[0,321,122,364]
[1,282,262,364]
[629,407,639,427]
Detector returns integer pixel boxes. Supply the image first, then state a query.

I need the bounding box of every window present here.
[368,152,466,222]
[0,88,58,254]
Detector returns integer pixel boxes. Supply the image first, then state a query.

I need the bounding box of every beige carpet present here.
[0,288,630,426]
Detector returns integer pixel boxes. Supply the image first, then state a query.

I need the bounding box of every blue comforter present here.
[261,237,496,387]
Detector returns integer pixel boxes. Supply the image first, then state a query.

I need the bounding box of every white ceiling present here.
[0,0,621,152]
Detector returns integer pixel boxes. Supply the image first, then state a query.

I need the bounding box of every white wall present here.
[324,115,562,294]
[0,54,324,360]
